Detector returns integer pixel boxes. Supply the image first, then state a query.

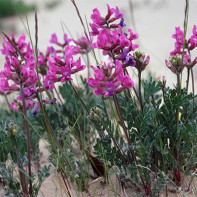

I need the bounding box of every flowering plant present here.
[0,1,197,197]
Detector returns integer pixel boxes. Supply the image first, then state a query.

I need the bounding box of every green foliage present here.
[0,162,21,196]
[32,165,51,196]
[58,78,98,145]
[0,109,45,196]
[1,72,197,196]
[91,76,197,194]
[0,0,35,18]
[152,172,168,196]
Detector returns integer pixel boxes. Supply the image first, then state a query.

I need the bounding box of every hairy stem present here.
[175,72,181,179]
[185,68,190,121]
[138,70,143,112]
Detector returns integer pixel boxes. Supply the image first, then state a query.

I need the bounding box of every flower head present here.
[165,54,189,74]
[133,51,150,71]
[87,60,134,98]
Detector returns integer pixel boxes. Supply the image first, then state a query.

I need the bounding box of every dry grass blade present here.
[70,0,90,43]
[35,8,38,58]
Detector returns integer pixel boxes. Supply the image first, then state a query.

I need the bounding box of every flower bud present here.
[5,122,17,137]
[162,76,166,88]
[188,57,197,68]
[169,54,182,68]
[89,106,102,123]
[133,51,150,71]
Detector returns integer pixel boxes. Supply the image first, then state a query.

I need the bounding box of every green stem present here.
[138,70,143,112]
[86,50,90,78]
[186,68,190,94]
[177,73,180,96]
[36,95,72,171]
[191,68,195,107]
[4,94,10,110]
[175,72,181,177]
[162,87,166,103]
[102,98,128,165]
[185,68,190,121]
[176,73,180,127]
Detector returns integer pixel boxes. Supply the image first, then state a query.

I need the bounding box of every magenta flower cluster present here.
[165,25,197,73]
[90,4,138,67]
[0,4,146,112]
[0,32,87,115]
[0,33,39,112]
[88,59,134,98]
[87,4,138,97]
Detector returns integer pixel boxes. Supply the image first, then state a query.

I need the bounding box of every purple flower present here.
[50,33,58,44]
[91,8,105,26]
[87,60,134,98]
[165,54,189,74]
[46,45,85,85]
[112,6,124,19]
[32,102,40,116]
[119,18,126,28]
[0,78,9,92]
[189,25,197,50]
[93,29,113,50]
[125,54,136,67]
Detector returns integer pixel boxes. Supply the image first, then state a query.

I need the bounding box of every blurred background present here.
[0,0,197,88]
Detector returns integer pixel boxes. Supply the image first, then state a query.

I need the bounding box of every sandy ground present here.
[36,140,197,197]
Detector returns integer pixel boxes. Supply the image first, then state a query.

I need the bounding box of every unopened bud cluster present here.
[89,106,104,130]
[169,54,183,68]
[5,122,17,137]
[89,107,102,122]
[133,50,150,71]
